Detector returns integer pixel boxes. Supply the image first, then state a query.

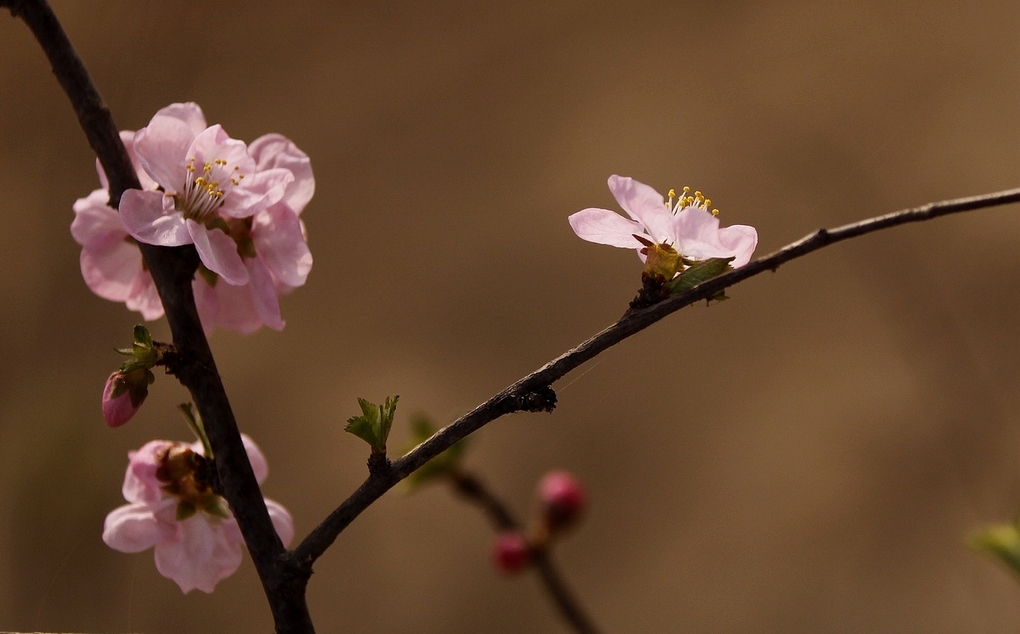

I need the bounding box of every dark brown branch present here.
[2,1,312,631]
[293,186,1020,567]
[450,472,603,634]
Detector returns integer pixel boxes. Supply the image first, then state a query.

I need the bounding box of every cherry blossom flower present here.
[569,175,758,273]
[72,102,315,334]
[192,133,314,333]
[71,131,164,320]
[103,435,294,593]
[119,103,293,286]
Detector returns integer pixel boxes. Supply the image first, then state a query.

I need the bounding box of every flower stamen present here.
[176,157,246,223]
[667,185,721,216]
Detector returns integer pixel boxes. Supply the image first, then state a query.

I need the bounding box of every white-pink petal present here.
[265,499,295,547]
[189,221,249,285]
[102,499,176,553]
[249,134,315,214]
[153,514,243,593]
[155,102,208,138]
[120,190,191,246]
[253,205,312,287]
[134,114,199,192]
[567,208,645,249]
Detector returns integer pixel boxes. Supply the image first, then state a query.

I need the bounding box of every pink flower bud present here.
[538,470,587,533]
[491,531,531,574]
[102,369,150,427]
[102,372,140,427]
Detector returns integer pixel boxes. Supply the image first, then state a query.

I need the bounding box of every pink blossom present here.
[569,175,758,271]
[192,133,314,333]
[71,131,163,320]
[103,435,294,593]
[119,103,294,286]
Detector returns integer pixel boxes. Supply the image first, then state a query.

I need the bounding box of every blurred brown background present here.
[1,1,1019,632]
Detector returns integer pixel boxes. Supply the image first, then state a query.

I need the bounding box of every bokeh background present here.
[1,1,1019,632]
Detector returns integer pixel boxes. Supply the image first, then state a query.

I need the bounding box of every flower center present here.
[666,186,719,216]
[176,157,246,223]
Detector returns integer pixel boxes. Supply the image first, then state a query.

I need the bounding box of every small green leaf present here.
[345,395,399,453]
[133,324,154,347]
[179,403,214,459]
[666,257,734,295]
[403,414,469,492]
[971,522,1020,577]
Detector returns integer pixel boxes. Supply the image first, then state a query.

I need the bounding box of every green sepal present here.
[176,501,197,521]
[203,496,231,519]
[403,414,469,492]
[115,325,161,371]
[666,257,734,295]
[345,395,399,453]
[179,403,214,459]
[971,521,1020,578]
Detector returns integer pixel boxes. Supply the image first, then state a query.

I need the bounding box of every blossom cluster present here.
[71,103,313,333]
[103,434,293,593]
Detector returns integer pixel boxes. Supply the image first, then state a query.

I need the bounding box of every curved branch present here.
[293,186,1020,566]
[3,1,311,631]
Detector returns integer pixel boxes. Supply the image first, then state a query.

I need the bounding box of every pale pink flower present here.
[193,134,314,333]
[71,131,164,320]
[119,103,293,286]
[103,435,294,593]
[569,175,758,271]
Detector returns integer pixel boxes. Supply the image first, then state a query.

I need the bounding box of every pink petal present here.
[120,190,191,246]
[189,221,249,285]
[607,175,668,232]
[71,189,122,248]
[245,258,285,331]
[102,500,175,553]
[672,207,759,266]
[715,224,758,267]
[568,208,645,248]
[248,134,315,214]
[155,102,208,138]
[240,433,270,484]
[153,515,243,593]
[265,499,295,547]
[221,167,293,219]
[133,114,199,192]
[124,441,175,502]
[253,205,312,287]
[193,275,262,335]
[125,271,165,320]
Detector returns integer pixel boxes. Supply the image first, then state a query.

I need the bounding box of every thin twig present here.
[1,2,312,631]
[292,186,1020,567]
[450,472,603,634]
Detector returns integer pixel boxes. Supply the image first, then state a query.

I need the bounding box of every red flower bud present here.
[538,470,587,533]
[491,531,531,574]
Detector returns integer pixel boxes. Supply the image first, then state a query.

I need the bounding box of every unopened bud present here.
[101,368,152,427]
[491,531,531,574]
[537,470,587,534]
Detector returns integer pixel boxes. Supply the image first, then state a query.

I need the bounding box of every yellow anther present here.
[667,188,676,198]
[712,209,720,216]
